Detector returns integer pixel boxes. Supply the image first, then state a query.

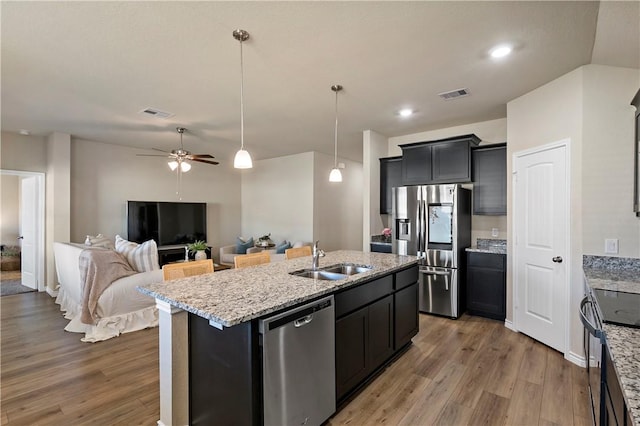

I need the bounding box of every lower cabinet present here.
[604,345,630,426]
[335,295,394,400]
[335,265,418,402]
[466,252,506,320]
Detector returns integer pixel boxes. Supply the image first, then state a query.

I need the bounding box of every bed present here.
[53,242,163,342]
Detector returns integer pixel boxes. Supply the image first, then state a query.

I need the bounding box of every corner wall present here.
[363,130,389,249]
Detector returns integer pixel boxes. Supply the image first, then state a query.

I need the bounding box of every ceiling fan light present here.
[234,149,253,169]
[329,168,343,182]
[180,161,191,172]
[168,160,179,171]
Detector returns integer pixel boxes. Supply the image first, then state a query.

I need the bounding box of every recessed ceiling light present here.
[490,45,512,59]
[399,108,414,117]
[19,129,30,135]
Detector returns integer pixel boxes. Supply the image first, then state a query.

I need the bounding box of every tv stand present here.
[158,245,211,266]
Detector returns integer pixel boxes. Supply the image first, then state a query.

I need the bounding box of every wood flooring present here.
[1,292,591,425]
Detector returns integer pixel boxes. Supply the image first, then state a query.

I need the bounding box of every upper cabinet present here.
[400,134,480,185]
[379,156,402,214]
[472,144,507,215]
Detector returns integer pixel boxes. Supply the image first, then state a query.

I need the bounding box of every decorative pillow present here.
[236,237,254,255]
[114,235,159,272]
[84,234,114,249]
[275,241,291,254]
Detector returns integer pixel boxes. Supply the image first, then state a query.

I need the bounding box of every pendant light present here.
[233,29,253,169]
[329,84,343,182]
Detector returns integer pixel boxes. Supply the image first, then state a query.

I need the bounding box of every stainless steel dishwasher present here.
[259,295,335,426]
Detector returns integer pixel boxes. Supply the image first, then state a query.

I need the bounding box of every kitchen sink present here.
[290,269,347,280]
[321,263,373,275]
[289,263,373,280]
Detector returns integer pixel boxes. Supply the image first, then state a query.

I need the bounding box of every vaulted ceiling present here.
[2,1,638,164]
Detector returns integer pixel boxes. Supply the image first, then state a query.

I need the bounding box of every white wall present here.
[1,175,20,244]
[71,138,242,262]
[507,64,640,363]
[313,152,363,251]
[241,152,314,244]
[385,117,509,244]
[240,151,363,252]
[1,132,47,172]
[582,65,640,257]
[363,130,389,249]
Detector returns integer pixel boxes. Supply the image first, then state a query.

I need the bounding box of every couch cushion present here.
[275,241,291,254]
[85,233,114,249]
[236,237,254,255]
[115,235,159,273]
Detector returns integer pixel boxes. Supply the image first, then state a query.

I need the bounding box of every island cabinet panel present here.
[394,282,418,349]
[380,156,403,214]
[472,144,507,215]
[466,252,506,320]
[189,314,261,426]
[335,265,419,402]
[604,345,628,426]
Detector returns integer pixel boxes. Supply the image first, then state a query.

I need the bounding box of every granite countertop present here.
[138,250,418,328]
[465,238,507,255]
[583,255,640,426]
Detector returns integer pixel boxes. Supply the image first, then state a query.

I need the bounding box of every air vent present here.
[139,107,175,119]
[438,88,470,100]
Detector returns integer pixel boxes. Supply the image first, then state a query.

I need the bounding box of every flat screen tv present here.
[127,201,207,247]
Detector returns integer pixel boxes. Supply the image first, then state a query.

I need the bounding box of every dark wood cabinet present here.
[394,282,418,349]
[466,252,506,320]
[472,144,507,215]
[379,156,402,214]
[400,134,480,185]
[335,265,418,402]
[604,345,629,426]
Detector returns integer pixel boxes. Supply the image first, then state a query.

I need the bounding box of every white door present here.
[20,176,38,290]
[513,141,569,353]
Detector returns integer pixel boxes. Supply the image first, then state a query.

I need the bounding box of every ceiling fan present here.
[138,127,219,172]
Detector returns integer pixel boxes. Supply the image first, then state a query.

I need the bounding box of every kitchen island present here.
[138,250,419,426]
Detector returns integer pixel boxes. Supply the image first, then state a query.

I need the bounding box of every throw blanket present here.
[79,249,136,324]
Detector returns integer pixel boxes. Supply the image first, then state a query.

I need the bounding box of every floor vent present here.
[139,107,175,119]
[438,88,470,100]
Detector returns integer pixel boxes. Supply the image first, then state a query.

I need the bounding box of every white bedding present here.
[53,242,163,342]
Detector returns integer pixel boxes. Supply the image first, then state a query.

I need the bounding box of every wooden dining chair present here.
[284,246,312,260]
[162,259,214,281]
[234,251,270,269]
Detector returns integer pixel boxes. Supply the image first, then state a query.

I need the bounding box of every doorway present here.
[0,170,45,294]
[512,140,570,354]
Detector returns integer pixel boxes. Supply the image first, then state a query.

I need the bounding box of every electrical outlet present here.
[604,239,619,254]
[491,228,499,238]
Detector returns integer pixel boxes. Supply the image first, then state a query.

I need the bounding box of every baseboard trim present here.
[45,286,58,298]
[504,319,515,331]
[565,350,586,368]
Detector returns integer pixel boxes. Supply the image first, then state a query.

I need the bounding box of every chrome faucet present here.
[312,240,325,270]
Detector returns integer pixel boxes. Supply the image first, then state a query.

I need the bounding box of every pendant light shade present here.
[180,161,191,172]
[330,84,343,183]
[168,160,179,171]
[233,29,253,169]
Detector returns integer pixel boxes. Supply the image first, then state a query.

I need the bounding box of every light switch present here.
[604,239,619,254]
[491,228,499,237]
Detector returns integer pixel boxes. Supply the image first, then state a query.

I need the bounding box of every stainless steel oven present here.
[580,292,606,426]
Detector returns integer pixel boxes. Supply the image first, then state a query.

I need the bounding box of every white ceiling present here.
[2,1,638,164]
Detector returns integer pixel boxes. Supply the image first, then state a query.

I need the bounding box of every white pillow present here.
[114,235,159,273]
[84,234,114,249]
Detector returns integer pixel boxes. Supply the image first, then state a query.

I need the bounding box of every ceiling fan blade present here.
[190,154,215,159]
[136,154,170,157]
[152,147,171,153]
[192,158,220,165]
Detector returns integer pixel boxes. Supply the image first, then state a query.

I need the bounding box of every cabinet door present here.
[401,145,432,185]
[380,157,403,214]
[431,141,472,183]
[394,282,418,349]
[335,306,369,400]
[368,295,394,369]
[473,146,507,215]
[466,253,506,320]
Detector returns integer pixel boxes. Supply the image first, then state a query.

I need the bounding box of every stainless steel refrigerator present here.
[392,184,471,318]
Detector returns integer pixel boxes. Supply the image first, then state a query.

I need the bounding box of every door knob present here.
[552,256,563,263]
[17,236,24,240]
